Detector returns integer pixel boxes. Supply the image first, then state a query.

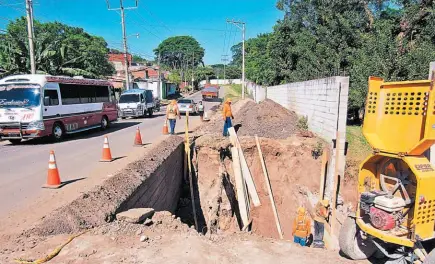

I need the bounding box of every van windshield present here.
[0,84,41,108]
[119,94,139,103]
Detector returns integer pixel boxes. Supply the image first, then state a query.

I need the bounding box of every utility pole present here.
[191,51,195,89]
[106,0,138,90]
[26,0,36,74]
[227,19,246,99]
[157,52,161,99]
[222,55,228,84]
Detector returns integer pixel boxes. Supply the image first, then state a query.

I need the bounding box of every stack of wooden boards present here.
[227,127,283,239]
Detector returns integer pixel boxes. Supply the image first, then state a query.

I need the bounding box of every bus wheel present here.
[52,122,64,142]
[100,116,109,131]
[9,139,22,145]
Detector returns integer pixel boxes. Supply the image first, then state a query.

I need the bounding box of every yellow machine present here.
[339,76,435,264]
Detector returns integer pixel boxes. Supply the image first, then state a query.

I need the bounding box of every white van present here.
[118,89,155,119]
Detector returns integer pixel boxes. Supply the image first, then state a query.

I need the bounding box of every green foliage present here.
[132,55,147,64]
[209,64,242,79]
[297,116,308,130]
[0,17,114,78]
[168,70,182,85]
[153,36,205,70]
[311,140,324,159]
[230,0,435,112]
[194,66,215,82]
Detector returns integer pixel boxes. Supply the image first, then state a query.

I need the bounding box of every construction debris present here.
[116,208,155,224]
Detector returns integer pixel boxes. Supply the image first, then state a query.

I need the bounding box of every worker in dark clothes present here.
[313,199,330,248]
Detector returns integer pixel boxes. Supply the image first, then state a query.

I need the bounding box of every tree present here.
[153,36,205,70]
[194,67,215,83]
[0,17,114,78]
[229,0,435,112]
[132,54,147,64]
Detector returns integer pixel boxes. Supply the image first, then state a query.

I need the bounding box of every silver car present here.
[177,98,197,115]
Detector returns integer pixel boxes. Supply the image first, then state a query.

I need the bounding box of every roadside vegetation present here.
[224,84,242,100]
[345,125,372,181]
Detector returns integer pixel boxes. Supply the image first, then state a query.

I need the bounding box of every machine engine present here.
[360,191,406,231]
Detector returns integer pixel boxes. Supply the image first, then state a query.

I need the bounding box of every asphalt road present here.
[0,90,222,217]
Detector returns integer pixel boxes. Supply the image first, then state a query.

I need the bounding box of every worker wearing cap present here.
[166,100,181,135]
[292,207,311,246]
[222,98,234,137]
[313,199,330,248]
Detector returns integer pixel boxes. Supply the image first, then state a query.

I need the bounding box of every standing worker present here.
[222,98,234,137]
[166,100,181,135]
[312,199,330,248]
[292,207,311,247]
[198,101,205,122]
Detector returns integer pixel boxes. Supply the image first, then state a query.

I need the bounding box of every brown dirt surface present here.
[192,134,322,240]
[233,99,300,139]
[195,98,301,139]
[3,230,361,264]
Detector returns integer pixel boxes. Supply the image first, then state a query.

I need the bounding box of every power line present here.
[141,4,172,33]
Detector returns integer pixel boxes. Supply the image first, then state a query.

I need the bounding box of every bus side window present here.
[44,90,59,106]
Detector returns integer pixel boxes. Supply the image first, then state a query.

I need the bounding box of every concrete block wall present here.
[266,77,349,199]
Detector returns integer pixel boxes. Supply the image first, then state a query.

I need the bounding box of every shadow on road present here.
[3,121,141,146]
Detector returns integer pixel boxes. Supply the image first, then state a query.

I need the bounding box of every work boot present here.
[312,240,325,249]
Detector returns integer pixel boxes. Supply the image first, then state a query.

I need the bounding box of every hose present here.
[14,230,88,264]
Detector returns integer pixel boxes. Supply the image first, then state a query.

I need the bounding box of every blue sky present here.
[0,0,282,64]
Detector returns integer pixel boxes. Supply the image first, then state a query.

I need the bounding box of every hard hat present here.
[297,207,306,214]
[321,199,330,207]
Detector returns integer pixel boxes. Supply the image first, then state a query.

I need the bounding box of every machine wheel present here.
[339,216,377,260]
[424,249,435,264]
[8,139,22,145]
[52,122,64,142]
[148,108,153,117]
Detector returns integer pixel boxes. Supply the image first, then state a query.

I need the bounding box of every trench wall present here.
[249,77,349,200]
[29,136,185,236]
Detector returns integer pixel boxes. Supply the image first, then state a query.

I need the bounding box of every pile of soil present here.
[196,99,300,139]
[233,99,300,139]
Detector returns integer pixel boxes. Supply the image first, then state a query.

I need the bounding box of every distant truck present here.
[118,89,155,119]
[201,86,219,101]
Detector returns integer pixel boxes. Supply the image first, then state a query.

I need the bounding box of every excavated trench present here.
[19,99,323,245]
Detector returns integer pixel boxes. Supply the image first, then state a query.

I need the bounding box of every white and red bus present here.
[0,74,117,144]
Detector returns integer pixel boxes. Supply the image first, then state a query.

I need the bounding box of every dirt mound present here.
[196,99,300,139]
[25,136,184,237]
[234,99,300,139]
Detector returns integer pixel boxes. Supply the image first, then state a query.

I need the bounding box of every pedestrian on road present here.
[222,98,234,137]
[166,100,180,135]
[292,207,311,247]
[312,199,330,249]
[198,101,205,122]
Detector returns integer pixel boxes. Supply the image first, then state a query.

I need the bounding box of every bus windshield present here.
[0,84,41,108]
[119,94,140,103]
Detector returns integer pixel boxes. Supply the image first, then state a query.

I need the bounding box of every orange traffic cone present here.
[134,127,143,146]
[43,150,64,189]
[163,120,169,135]
[100,136,114,162]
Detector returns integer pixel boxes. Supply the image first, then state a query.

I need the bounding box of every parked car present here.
[118,89,155,119]
[177,98,197,115]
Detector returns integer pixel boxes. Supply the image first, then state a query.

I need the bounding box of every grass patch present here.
[345,125,372,181]
[224,84,242,100]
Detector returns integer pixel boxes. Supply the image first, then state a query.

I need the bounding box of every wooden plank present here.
[231,147,250,229]
[330,131,341,237]
[255,135,284,239]
[228,127,261,207]
[319,148,330,201]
